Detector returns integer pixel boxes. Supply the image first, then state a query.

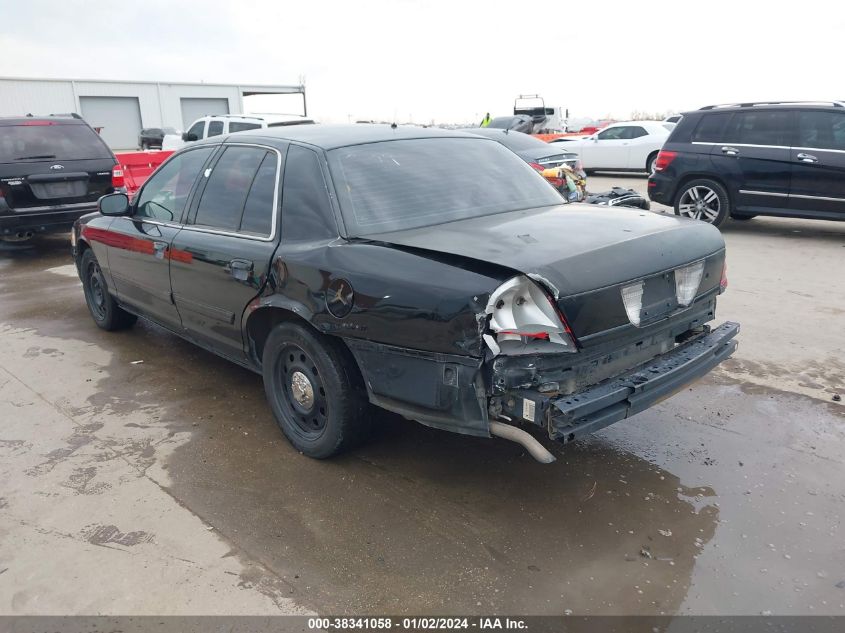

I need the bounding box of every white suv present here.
[162,113,315,150]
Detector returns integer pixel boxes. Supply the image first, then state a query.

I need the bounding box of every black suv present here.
[0,115,119,242]
[649,101,845,227]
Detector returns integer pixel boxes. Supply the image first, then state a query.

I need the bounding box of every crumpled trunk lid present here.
[364,204,726,343]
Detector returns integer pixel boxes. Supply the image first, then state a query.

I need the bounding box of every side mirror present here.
[182,132,198,142]
[98,192,130,216]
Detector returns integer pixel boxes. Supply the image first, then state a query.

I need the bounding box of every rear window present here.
[229,121,262,133]
[328,138,562,235]
[692,113,734,142]
[724,111,790,146]
[487,131,549,152]
[0,122,112,163]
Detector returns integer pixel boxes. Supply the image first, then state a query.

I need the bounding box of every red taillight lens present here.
[528,162,544,172]
[21,120,56,126]
[497,330,551,341]
[112,165,125,188]
[720,261,728,291]
[653,150,678,172]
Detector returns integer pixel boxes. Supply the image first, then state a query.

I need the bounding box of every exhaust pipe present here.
[489,420,556,464]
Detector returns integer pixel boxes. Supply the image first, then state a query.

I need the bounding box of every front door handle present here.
[721,146,740,156]
[796,152,818,163]
[226,258,254,281]
[153,241,168,260]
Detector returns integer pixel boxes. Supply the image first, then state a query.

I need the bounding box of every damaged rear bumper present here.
[501,321,739,442]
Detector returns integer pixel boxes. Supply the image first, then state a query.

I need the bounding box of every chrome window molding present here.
[185,142,283,243]
[739,190,845,202]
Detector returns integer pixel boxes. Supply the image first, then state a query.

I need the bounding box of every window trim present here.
[131,145,219,225]
[183,142,283,243]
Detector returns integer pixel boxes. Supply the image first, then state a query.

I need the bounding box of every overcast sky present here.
[2,0,843,124]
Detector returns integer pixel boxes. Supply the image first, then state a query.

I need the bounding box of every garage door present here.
[79,96,143,151]
[180,98,230,130]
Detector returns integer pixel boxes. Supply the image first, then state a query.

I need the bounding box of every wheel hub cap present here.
[290,371,315,410]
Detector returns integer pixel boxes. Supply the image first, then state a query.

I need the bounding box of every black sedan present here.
[138,127,177,150]
[73,125,738,463]
[464,127,580,172]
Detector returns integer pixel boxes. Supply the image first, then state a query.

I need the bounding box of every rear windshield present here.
[487,131,550,152]
[328,137,562,235]
[0,123,112,162]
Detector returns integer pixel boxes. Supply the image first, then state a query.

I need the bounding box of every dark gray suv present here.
[648,101,845,227]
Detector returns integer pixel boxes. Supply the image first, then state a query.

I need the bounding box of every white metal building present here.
[0,76,306,150]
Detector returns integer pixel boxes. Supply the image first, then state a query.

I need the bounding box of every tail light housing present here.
[528,162,544,172]
[720,261,728,292]
[674,260,705,306]
[484,275,577,355]
[111,164,125,188]
[653,150,678,172]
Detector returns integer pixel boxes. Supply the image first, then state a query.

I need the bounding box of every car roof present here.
[0,116,85,126]
[199,124,490,150]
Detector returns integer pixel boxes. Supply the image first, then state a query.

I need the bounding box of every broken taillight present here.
[528,162,544,172]
[720,261,729,292]
[484,275,577,355]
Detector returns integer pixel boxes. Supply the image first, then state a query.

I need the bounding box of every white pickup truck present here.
[162,113,315,150]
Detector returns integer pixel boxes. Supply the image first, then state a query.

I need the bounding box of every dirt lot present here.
[1,174,843,616]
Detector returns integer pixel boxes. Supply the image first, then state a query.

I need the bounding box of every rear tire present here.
[80,249,137,331]
[674,178,730,227]
[262,322,370,458]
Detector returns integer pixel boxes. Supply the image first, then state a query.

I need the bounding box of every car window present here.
[797,111,845,151]
[487,131,550,152]
[281,145,337,241]
[239,152,278,235]
[193,146,267,231]
[626,126,648,139]
[724,111,790,146]
[135,147,214,222]
[0,123,113,162]
[207,121,224,137]
[328,138,562,235]
[692,113,734,142]
[186,120,205,140]
[229,121,262,133]
[597,127,627,140]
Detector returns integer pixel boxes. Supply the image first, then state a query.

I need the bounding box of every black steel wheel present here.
[80,249,137,331]
[262,322,370,458]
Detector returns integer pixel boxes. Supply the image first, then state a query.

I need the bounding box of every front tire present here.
[674,179,730,227]
[80,249,137,331]
[262,322,370,458]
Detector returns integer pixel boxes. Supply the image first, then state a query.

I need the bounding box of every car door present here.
[168,143,285,360]
[582,126,632,169]
[184,119,206,143]
[789,109,845,219]
[707,109,792,212]
[104,146,216,329]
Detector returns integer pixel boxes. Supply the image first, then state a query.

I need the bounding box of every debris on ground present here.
[658,529,672,537]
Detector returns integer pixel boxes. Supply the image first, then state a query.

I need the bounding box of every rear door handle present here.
[796,152,818,163]
[226,258,253,281]
[721,146,739,156]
